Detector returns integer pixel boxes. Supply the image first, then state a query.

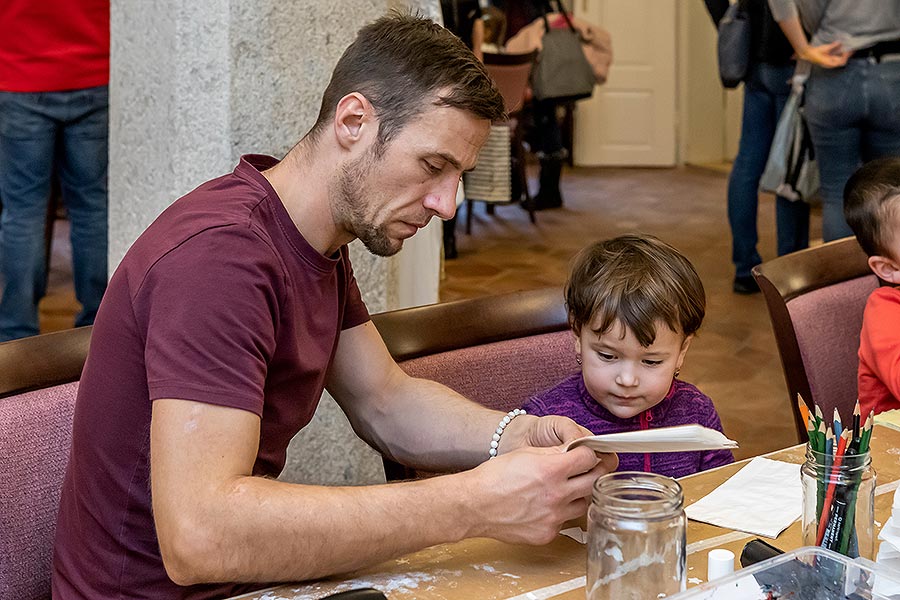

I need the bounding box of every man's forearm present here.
[161,473,475,585]
[341,373,513,472]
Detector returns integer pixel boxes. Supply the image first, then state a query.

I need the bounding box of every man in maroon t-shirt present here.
[52,13,616,599]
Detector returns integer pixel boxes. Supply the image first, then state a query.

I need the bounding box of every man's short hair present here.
[308,12,505,149]
[565,234,706,346]
[844,158,900,258]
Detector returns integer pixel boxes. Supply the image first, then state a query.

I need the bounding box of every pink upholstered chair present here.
[0,326,92,600]
[752,238,878,443]
[370,287,577,480]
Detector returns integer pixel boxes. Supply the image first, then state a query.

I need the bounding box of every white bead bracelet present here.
[488,408,527,460]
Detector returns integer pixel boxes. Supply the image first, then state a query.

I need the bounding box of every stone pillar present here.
[109,0,443,486]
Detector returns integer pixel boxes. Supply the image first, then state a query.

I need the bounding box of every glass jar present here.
[586,472,686,600]
[801,445,875,558]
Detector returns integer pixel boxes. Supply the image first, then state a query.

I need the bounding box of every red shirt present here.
[52,156,370,598]
[0,0,109,92]
[859,286,900,416]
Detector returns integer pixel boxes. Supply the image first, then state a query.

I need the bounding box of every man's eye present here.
[424,162,441,174]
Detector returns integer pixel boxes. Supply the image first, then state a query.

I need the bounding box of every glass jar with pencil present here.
[799,397,876,559]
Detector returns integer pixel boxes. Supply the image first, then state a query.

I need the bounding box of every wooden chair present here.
[370,287,577,480]
[464,50,538,234]
[752,238,878,443]
[0,326,92,600]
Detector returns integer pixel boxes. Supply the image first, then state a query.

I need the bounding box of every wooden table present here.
[232,425,900,600]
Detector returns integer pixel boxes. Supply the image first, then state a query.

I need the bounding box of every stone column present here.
[109,0,443,486]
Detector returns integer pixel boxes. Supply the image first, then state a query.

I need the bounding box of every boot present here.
[533,155,564,210]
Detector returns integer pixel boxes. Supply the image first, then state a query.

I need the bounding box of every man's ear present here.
[868,255,900,284]
[332,92,376,151]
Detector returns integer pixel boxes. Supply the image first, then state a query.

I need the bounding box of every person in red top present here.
[843,158,900,416]
[52,14,615,599]
[0,0,109,340]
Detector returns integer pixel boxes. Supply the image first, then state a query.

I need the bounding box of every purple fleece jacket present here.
[522,373,734,479]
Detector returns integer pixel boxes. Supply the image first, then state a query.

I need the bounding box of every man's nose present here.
[423,176,461,220]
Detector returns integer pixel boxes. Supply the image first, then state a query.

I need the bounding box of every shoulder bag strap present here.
[552,0,579,34]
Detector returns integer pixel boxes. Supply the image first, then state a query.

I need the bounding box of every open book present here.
[565,424,738,454]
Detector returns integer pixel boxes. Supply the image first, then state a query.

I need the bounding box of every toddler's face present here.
[576,318,691,420]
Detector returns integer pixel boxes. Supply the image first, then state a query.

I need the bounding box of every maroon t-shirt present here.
[52,155,370,599]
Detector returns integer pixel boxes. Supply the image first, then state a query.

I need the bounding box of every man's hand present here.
[500,414,592,450]
[798,40,852,68]
[461,444,616,545]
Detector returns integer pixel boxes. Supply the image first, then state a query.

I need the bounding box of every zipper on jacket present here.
[640,409,652,472]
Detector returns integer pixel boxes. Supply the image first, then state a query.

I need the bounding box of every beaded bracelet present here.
[488,408,527,459]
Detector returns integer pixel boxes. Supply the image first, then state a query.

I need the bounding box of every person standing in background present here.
[769,0,900,242]
[440,0,484,259]
[0,0,109,341]
[492,0,570,210]
[705,0,809,295]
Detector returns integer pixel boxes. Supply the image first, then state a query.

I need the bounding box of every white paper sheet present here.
[559,527,588,544]
[684,457,802,539]
[566,424,739,454]
[875,485,900,597]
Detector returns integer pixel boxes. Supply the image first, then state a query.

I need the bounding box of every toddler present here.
[843,157,900,416]
[522,234,734,478]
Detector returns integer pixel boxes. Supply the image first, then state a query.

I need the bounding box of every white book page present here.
[565,424,739,453]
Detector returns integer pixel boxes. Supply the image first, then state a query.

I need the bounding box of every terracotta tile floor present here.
[41,165,821,460]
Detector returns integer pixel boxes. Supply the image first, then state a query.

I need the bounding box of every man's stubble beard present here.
[331,146,401,258]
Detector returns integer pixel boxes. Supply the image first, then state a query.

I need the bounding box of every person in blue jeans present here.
[706,0,810,294]
[770,0,900,242]
[804,58,900,241]
[0,0,109,341]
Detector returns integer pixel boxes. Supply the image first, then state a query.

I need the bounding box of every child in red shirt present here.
[844,158,900,415]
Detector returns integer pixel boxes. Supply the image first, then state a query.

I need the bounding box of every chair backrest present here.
[370,287,576,480]
[0,326,92,600]
[753,238,878,443]
[0,326,92,398]
[483,50,538,114]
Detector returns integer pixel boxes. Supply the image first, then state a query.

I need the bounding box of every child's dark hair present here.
[844,158,900,258]
[565,235,706,347]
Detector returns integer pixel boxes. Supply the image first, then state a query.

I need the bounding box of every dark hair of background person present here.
[566,234,707,346]
[308,12,505,151]
[844,158,900,258]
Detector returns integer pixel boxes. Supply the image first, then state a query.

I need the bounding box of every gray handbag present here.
[717,0,752,88]
[530,1,595,103]
[759,73,820,203]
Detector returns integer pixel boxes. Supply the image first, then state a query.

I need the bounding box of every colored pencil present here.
[816,420,828,517]
[816,430,849,546]
[838,484,860,554]
[798,394,811,431]
[860,411,874,453]
[833,407,843,441]
[814,405,825,451]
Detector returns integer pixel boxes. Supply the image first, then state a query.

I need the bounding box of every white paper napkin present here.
[684,457,802,538]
